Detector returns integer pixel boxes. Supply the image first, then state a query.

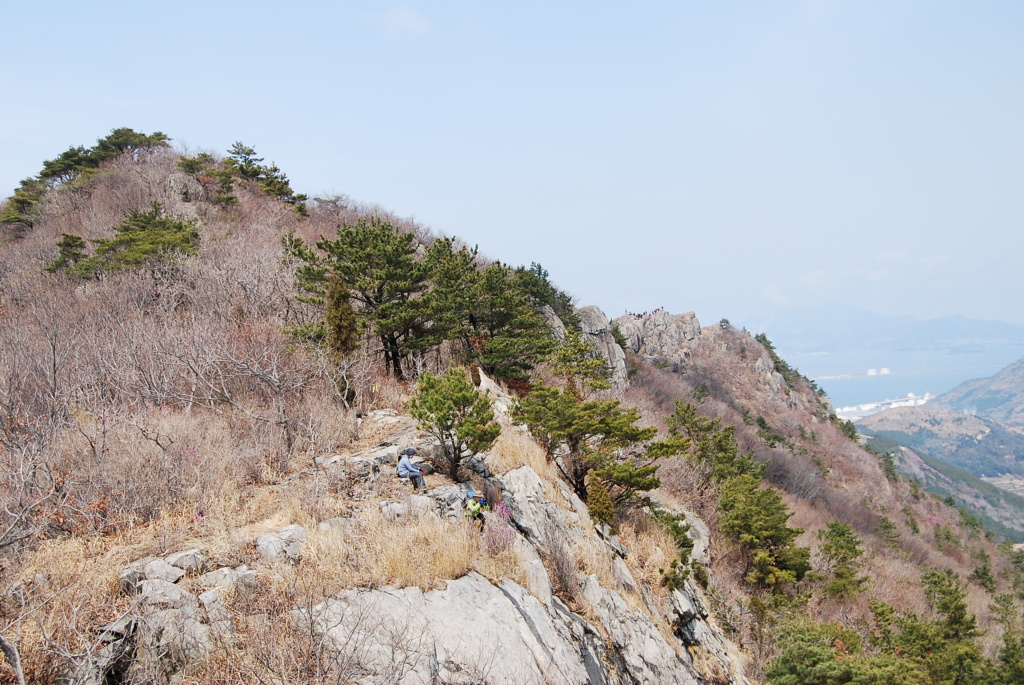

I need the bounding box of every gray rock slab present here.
[477,369,516,419]
[580,575,698,685]
[164,548,209,574]
[301,572,595,684]
[256,524,306,563]
[195,565,256,593]
[495,466,590,555]
[142,559,185,584]
[380,501,408,519]
[578,305,628,388]
[135,607,212,681]
[198,587,238,644]
[139,579,197,611]
[118,567,145,596]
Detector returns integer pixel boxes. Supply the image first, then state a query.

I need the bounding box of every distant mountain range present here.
[743,305,1024,354]
[855,354,1024,538]
[931,357,1024,430]
[858,407,1024,479]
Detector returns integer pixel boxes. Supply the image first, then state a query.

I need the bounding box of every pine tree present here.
[288,218,428,379]
[91,128,169,161]
[46,204,199,278]
[766,619,925,685]
[472,262,556,382]
[0,178,45,230]
[718,473,811,588]
[585,479,616,527]
[225,142,264,180]
[512,262,579,327]
[515,383,650,499]
[550,327,611,398]
[422,237,481,358]
[922,569,980,642]
[864,571,987,684]
[666,400,763,485]
[3,129,168,231]
[817,520,868,597]
[513,331,686,504]
[408,368,501,479]
[45,234,89,273]
[223,143,307,215]
[324,274,360,355]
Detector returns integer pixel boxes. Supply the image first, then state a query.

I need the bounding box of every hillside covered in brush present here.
[1,130,1023,684]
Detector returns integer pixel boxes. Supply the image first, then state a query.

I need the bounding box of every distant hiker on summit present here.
[397,448,425,492]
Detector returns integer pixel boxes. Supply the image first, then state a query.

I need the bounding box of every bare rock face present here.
[580,575,698,685]
[93,455,750,685]
[134,579,212,683]
[577,306,629,388]
[478,368,516,419]
[614,310,702,369]
[541,304,568,340]
[494,466,592,556]
[297,572,601,685]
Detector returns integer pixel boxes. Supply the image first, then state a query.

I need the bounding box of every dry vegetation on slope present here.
[2,135,1023,683]
[614,321,1024,679]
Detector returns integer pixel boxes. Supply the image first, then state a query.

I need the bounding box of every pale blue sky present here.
[3,1,1022,326]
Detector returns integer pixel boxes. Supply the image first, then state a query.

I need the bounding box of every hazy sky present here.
[3,1,1022,326]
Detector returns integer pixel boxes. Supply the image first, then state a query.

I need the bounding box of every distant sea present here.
[779,343,1024,409]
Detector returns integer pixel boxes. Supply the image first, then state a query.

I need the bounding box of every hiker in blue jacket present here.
[397,448,425,491]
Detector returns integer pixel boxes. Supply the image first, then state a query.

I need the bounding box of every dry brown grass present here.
[293,503,524,594]
[3,471,529,682]
[8,535,137,681]
[488,424,550,476]
[487,425,569,508]
[617,518,674,600]
[574,538,618,594]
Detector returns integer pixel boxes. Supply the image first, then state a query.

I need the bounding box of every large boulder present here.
[134,579,212,682]
[118,557,188,595]
[164,549,209,575]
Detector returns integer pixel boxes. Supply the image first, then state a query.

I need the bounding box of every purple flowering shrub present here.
[482,501,516,553]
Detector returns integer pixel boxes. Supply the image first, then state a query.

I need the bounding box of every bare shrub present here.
[762,447,823,501]
[539,520,580,606]
[657,458,719,520]
[50,409,254,533]
[291,393,358,457]
[4,535,133,682]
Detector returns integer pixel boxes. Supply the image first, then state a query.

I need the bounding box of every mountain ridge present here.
[931,356,1024,429]
[2,132,1023,684]
[745,303,1024,354]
